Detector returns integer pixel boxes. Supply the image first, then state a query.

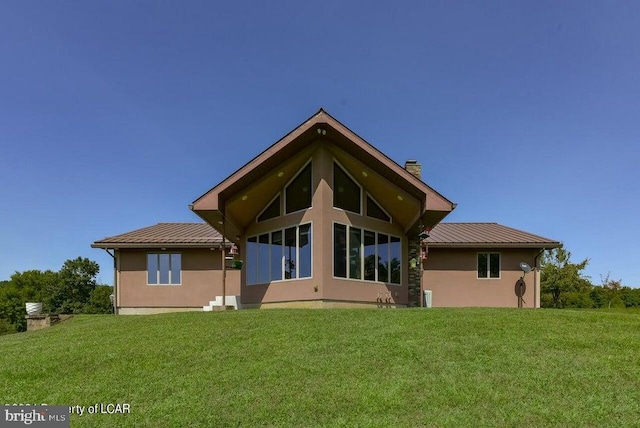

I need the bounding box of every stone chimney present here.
[404,160,421,180]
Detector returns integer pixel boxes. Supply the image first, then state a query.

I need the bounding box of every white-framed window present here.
[285,162,312,214]
[333,161,362,214]
[478,253,500,279]
[257,193,281,222]
[246,223,312,285]
[333,223,401,284]
[147,253,182,285]
[366,194,391,222]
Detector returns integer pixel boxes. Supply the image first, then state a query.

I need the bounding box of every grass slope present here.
[1,309,639,427]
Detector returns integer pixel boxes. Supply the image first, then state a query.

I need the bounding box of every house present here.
[92,109,560,314]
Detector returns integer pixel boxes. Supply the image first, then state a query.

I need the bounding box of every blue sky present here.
[1,1,638,287]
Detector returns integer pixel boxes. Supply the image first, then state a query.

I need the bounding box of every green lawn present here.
[1,309,639,427]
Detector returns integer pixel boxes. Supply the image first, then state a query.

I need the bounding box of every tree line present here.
[0,257,112,335]
[541,247,639,308]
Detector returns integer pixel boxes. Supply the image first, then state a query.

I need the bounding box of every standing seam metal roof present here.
[91,223,224,248]
[92,222,560,249]
[427,222,560,247]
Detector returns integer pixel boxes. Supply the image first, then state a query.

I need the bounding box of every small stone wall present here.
[26,314,61,331]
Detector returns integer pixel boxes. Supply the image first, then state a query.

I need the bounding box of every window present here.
[285,163,312,214]
[364,231,376,281]
[333,162,361,214]
[366,195,391,222]
[333,224,347,278]
[258,195,281,222]
[246,223,312,285]
[270,230,283,281]
[334,223,401,284]
[478,253,500,279]
[147,253,181,285]
[349,227,362,280]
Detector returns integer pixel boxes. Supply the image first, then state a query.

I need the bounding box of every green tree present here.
[540,247,592,308]
[601,273,625,308]
[10,269,60,312]
[0,281,26,333]
[83,285,114,314]
[620,287,640,308]
[590,286,608,308]
[50,257,100,314]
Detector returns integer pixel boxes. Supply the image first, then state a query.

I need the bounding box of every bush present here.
[621,288,640,308]
[0,318,16,335]
[83,286,114,314]
[540,293,554,308]
[562,291,593,308]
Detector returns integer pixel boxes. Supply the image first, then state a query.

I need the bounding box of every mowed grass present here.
[1,309,640,427]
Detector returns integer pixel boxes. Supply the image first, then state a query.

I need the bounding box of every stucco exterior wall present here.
[422,248,541,308]
[239,144,410,306]
[116,248,240,311]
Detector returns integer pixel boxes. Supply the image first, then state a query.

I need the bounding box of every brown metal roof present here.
[428,223,561,248]
[93,221,560,250]
[190,108,456,238]
[91,223,225,249]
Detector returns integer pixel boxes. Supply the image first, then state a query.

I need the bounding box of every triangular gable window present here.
[366,195,391,222]
[285,162,312,214]
[257,194,281,222]
[333,162,362,214]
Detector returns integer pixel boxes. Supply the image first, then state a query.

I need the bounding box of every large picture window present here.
[478,253,500,279]
[147,253,181,285]
[334,223,401,284]
[246,223,312,285]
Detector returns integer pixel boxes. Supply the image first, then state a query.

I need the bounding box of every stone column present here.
[407,235,422,307]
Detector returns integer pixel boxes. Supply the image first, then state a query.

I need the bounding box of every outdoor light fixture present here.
[418,226,432,241]
[317,128,326,135]
[516,262,531,308]
[229,244,239,256]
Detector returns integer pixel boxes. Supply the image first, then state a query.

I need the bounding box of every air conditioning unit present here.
[423,290,433,308]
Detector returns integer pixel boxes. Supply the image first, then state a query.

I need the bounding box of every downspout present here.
[420,256,424,307]
[222,209,226,309]
[533,249,546,309]
[104,249,118,315]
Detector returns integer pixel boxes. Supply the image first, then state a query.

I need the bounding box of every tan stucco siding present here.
[118,248,240,308]
[423,248,539,308]
[238,146,410,306]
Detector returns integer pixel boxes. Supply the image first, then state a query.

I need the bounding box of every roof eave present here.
[428,242,562,249]
[91,242,227,250]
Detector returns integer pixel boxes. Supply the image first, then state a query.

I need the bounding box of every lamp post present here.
[518,262,532,308]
